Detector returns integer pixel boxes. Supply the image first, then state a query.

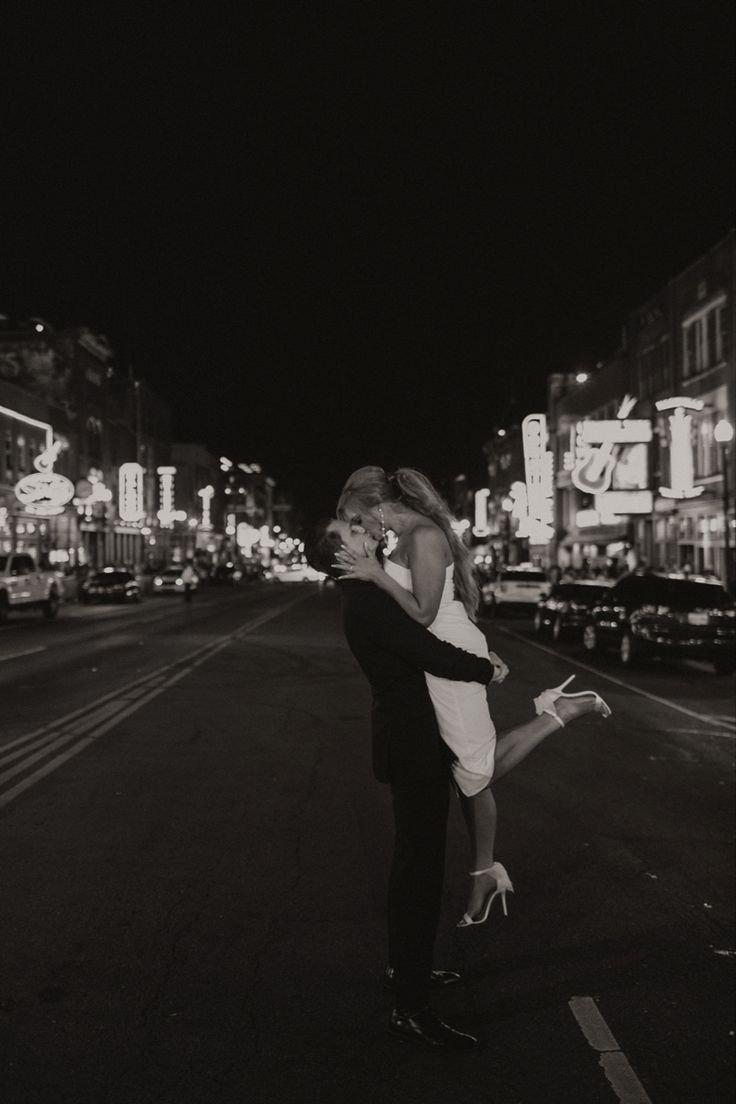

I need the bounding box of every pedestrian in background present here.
[181,559,197,605]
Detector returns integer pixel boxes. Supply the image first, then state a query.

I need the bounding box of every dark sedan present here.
[581,571,735,674]
[533,580,613,641]
[79,569,142,604]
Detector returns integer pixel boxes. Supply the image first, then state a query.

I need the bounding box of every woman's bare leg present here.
[494,694,603,780]
[458,785,498,918]
[457,696,605,919]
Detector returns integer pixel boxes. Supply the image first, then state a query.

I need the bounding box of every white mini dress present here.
[384,559,497,797]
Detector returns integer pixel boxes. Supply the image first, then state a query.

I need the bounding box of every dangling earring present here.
[377,505,387,541]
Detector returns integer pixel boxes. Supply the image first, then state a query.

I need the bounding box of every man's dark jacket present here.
[340,581,493,786]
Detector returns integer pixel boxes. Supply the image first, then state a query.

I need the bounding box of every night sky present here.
[2,2,733,521]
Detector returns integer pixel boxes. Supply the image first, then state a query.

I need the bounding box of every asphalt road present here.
[1,583,733,1104]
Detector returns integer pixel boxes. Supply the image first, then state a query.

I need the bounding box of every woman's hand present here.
[488,651,509,684]
[332,543,384,584]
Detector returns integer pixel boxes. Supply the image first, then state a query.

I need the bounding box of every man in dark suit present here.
[307,518,505,1050]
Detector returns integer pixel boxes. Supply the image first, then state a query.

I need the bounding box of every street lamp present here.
[714,418,734,595]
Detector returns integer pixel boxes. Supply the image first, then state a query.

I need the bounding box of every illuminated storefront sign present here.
[515,414,554,543]
[473,488,490,537]
[156,466,186,527]
[594,489,653,515]
[236,522,259,554]
[14,440,74,517]
[570,396,652,495]
[655,396,705,499]
[73,468,113,519]
[198,485,215,530]
[119,462,146,522]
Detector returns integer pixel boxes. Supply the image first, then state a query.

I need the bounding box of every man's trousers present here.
[388,761,450,1012]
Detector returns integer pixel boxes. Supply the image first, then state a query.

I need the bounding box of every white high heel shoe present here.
[456,862,514,927]
[533,674,612,727]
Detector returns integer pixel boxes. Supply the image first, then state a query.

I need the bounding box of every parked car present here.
[212,562,244,585]
[79,568,142,604]
[582,571,735,673]
[481,566,549,616]
[0,552,60,622]
[151,566,199,595]
[534,580,613,641]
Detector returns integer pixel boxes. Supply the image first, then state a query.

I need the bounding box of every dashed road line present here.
[0,593,311,811]
[0,646,47,663]
[569,996,653,1104]
[494,625,735,735]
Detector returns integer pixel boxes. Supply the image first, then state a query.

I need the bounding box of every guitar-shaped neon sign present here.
[572,396,641,495]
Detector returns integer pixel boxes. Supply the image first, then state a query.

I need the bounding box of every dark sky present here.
[2,2,733,521]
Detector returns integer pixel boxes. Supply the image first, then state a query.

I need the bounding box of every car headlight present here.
[153,577,163,586]
[175,578,183,586]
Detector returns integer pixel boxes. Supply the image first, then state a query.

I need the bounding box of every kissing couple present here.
[306,465,610,1050]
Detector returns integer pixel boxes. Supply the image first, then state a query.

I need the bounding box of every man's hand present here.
[488,651,509,684]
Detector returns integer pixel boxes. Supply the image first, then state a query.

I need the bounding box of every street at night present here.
[1,582,733,1103]
[2,4,735,1101]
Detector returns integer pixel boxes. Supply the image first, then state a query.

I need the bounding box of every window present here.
[694,411,716,478]
[682,297,728,378]
[637,339,670,398]
[4,429,13,481]
[16,434,26,474]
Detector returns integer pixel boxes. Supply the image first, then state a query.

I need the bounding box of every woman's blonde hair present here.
[337,465,480,619]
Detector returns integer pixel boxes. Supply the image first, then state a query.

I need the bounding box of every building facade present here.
[478,230,735,589]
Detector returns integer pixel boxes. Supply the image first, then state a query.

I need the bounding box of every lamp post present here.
[714,419,734,595]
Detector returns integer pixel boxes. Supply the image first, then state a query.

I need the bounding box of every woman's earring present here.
[377,505,387,540]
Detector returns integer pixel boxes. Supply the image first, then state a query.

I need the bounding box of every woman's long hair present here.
[337,465,480,619]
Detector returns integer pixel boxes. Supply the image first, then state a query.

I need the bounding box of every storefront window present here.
[695,413,716,478]
[4,429,13,481]
[682,297,727,378]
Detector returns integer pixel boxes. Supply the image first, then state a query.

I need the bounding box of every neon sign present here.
[515,414,554,543]
[473,488,490,537]
[655,397,705,499]
[14,440,74,517]
[571,396,652,494]
[73,469,113,518]
[198,485,215,530]
[236,522,259,555]
[119,462,146,522]
[156,466,185,526]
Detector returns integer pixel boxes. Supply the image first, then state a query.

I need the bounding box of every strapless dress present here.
[383,559,496,796]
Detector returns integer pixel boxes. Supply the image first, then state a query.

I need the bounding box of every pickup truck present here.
[0,551,60,623]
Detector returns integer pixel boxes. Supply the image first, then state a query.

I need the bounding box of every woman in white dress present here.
[335,466,610,925]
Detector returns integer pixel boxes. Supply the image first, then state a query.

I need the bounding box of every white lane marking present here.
[495,625,735,735]
[0,593,311,810]
[0,596,306,756]
[0,646,47,663]
[569,996,653,1104]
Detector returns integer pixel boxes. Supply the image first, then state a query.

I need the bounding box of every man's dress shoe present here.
[383,966,461,990]
[388,1007,478,1049]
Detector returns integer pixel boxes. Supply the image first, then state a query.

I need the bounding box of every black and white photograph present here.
[1,4,734,1102]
